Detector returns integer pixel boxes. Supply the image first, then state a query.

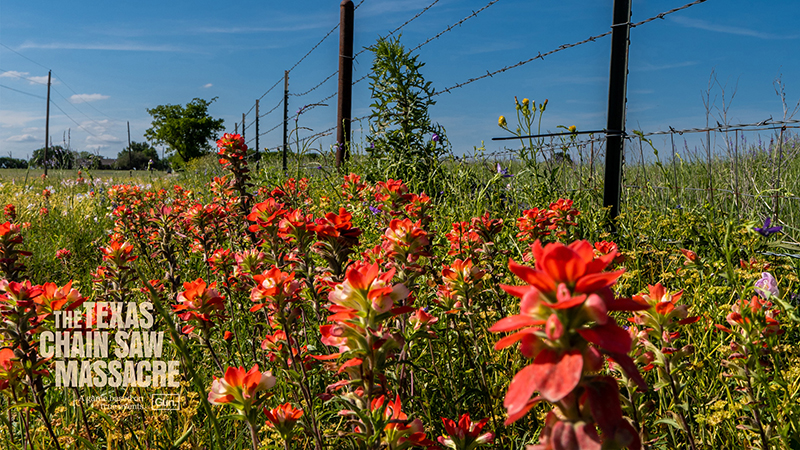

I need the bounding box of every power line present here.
[0,83,46,99]
[0,43,50,70]
[48,99,99,137]
[50,86,110,131]
[52,74,117,121]
[410,0,502,53]
[0,67,49,85]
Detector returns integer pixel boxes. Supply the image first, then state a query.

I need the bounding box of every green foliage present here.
[144,97,225,163]
[367,36,447,191]
[30,145,74,169]
[114,141,168,170]
[0,157,27,169]
[76,151,102,169]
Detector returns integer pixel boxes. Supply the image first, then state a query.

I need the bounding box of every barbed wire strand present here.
[260,97,285,119]
[257,77,284,102]
[434,0,707,96]
[409,0,502,53]
[352,0,442,61]
[259,121,283,138]
[293,0,433,98]
[629,0,708,28]
[290,70,338,97]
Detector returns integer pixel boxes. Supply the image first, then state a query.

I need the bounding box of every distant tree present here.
[31,145,74,169]
[115,141,167,170]
[75,151,101,169]
[144,97,225,164]
[0,157,28,169]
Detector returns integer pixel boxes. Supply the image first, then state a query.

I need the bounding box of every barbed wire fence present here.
[228,0,800,236]
[241,0,711,151]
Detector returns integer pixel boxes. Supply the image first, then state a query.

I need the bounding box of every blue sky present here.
[0,0,798,161]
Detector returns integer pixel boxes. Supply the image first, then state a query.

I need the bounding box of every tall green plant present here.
[367,36,447,191]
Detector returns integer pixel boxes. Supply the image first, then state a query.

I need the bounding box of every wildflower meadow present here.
[0,112,798,450]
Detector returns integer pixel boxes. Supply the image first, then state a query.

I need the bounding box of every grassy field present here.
[0,136,798,450]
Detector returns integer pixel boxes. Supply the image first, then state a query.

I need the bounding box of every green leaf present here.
[655,417,683,431]
[171,425,193,448]
[73,436,97,450]
[4,402,37,411]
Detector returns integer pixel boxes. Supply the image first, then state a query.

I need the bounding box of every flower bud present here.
[498,116,507,128]
[583,294,608,325]
[545,314,564,340]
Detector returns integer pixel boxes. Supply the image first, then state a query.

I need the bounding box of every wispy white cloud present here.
[27,75,50,84]
[0,70,55,85]
[86,134,121,144]
[6,134,38,143]
[19,41,188,52]
[458,41,522,55]
[0,110,43,128]
[670,16,799,40]
[631,61,699,72]
[197,23,326,34]
[203,83,213,88]
[0,70,28,79]
[70,93,109,103]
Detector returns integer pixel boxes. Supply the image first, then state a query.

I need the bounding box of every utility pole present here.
[44,70,51,176]
[127,121,132,167]
[255,99,260,162]
[602,0,632,222]
[242,113,246,143]
[283,70,289,172]
[336,0,354,168]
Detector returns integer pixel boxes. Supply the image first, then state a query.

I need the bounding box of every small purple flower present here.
[431,133,439,143]
[369,142,375,149]
[368,205,381,215]
[754,217,782,237]
[754,272,779,299]
[496,163,512,178]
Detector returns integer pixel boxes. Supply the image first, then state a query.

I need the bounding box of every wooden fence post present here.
[336,0,354,168]
[602,0,632,221]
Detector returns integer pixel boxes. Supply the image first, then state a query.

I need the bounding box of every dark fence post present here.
[602,0,632,221]
[336,0,354,168]
[283,70,289,172]
[255,99,260,161]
